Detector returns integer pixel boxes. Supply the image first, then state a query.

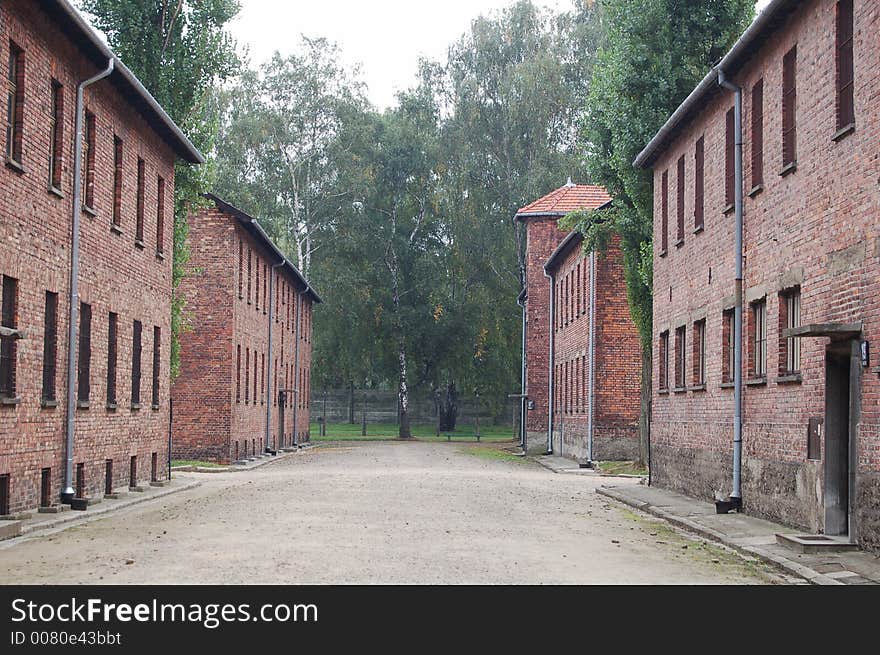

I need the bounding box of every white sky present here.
[230,1,773,111]
[229,0,576,110]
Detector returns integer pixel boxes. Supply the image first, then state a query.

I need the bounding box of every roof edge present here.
[48,0,205,164]
[203,193,322,303]
[634,0,797,169]
[543,199,612,272]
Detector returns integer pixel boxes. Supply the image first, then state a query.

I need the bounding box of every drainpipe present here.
[265,261,283,452]
[291,290,301,446]
[587,250,596,464]
[718,68,744,509]
[61,58,115,504]
[516,290,527,451]
[543,268,555,454]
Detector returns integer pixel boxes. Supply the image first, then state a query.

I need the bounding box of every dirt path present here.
[0,442,779,584]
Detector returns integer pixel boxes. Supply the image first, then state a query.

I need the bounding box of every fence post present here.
[362,391,367,436]
[475,415,480,442]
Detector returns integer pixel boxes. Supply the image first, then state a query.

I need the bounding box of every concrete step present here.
[0,520,23,540]
[38,505,68,514]
[776,533,860,554]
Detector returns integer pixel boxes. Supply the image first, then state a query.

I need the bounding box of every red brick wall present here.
[649,0,880,547]
[549,236,640,461]
[171,208,233,462]
[0,0,177,512]
[523,217,567,451]
[172,204,314,463]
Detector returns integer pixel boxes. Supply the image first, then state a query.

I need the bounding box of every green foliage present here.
[81,0,241,378]
[562,0,754,350]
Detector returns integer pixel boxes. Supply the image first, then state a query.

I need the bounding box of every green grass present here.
[171,459,224,468]
[458,445,524,463]
[310,421,515,442]
[596,460,648,476]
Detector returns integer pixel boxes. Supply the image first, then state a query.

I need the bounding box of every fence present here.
[309,388,516,427]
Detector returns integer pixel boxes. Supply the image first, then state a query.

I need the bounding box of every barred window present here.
[694,136,704,230]
[77,302,92,403]
[658,330,669,391]
[674,326,686,389]
[692,319,706,387]
[48,80,63,190]
[107,312,118,406]
[725,107,735,208]
[6,42,24,165]
[236,344,241,403]
[135,158,145,244]
[676,155,685,243]
[779,288,801,374]
[782,46,797,168]
[835,0,854,132]
[722,309,735,384]
[112,136,123,227]
[83,111,96,210]
[751,299,767,378]
[660,170,668,253]
[152,326,160,408]
[131,320,142,406]
[0,276,19,398]
[42,291,59,403]
[751,79,764,188]
[156,177,165,255]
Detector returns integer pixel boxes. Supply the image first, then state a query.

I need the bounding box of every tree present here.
[561,0,754,464]
[81,0,241,378]
[213,39,368,278]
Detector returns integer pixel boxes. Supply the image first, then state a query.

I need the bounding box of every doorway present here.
[278,391,286,449]
[824,342,852,536]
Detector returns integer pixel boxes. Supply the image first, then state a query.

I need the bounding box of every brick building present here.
[516,182,640,459]
[0,0,203,514]
[544,227,642,462]
[171,195,320,464]
[635,0,880,548]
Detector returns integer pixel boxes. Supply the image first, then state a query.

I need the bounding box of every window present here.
[77,302,91,404]
[694,136,704,231]
[156,177,165,255]
[238,239,243,299]
[152,326,160,408]
[782,46,797,169]
[135,158,145,245]
[722,309,735,384]
[255,258,260,311]
[0,276,18,399]
[49,80,63,190]
[247,248,252,304]
[751,79,764,189]
[835,0,854,132]
[245,347,250,404]
[236,344,241,403]
[131,320,142,407]
[41,468,51,507]
[42,291,58,403]
[112,136,123,227]
[780,288,801,375]
[660,170,668,253]
[725,107,735,209]
[253,350,257,405]
[261,353,265,405]
[107,312,118,406]
[751,299,767,378]
[659,330,669,391]
[693,319,706,387]
[674,326,686,389]
[83,111,96,210]
[263,263,267,313]
[676,155,685,243]
[129,455,137,488]
[6,42,24,165]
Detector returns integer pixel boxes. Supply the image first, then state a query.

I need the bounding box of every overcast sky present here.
[229,0,577,111]
[230,1,774,111]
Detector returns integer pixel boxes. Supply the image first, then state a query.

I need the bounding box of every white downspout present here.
[588,250,596,464]
[543,268,555,454]
[62,58,114,503]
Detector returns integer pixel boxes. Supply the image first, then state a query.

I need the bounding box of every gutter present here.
[587,250,596,464]
[291,291,301,446]
[543,268,555,455]
[717,68,744,512]
[634,0,796,168]
[516,288,527,451]
[265,261,284,452]
[62,58,114,504]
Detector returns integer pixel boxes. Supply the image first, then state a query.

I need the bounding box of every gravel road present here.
[0,441,778,584]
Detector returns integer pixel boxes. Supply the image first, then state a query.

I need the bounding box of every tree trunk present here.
[397,345,411,439]
[637,343,652,470]
[437,381,458,431]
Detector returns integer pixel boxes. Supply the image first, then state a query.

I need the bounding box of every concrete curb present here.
[0,479,202,548]
[171,446,308,474]
[596,486,842,585]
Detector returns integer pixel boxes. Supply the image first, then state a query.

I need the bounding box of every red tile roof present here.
[515,183,611,218]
